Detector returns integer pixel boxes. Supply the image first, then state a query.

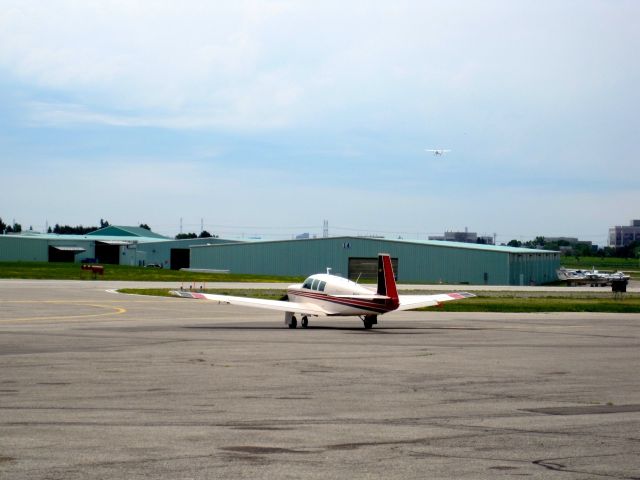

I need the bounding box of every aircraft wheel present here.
[363,315,377,329]
[289,316,297,329]
[301,316,308,328]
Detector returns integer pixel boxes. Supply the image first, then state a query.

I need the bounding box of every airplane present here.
[170,253,475,329]
[556,267,630,287]
[425,149,451,156]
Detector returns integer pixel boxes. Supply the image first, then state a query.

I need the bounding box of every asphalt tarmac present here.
[1,279,639,479]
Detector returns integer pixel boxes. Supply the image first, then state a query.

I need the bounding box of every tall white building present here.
[609,220,640,247]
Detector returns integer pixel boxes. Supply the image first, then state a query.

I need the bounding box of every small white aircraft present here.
[425,149,451,156]
[556,267,630,287]
[171,254,474,329]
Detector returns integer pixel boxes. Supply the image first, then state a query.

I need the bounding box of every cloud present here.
[1,1,639,243]
[2,1,638,137]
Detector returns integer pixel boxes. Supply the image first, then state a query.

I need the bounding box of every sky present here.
[1,0,638,245]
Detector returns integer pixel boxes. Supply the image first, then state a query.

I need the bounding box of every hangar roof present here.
[87,226,168,239]
[191,236,558,254]
[5,233,162,244]
[390,238,557,254]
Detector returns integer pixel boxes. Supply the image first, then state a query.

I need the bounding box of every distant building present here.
[545,237,579,244]
[429,228,494,245]
[477,235,495,245]
[609,220,640,247]
[544,237,594,255]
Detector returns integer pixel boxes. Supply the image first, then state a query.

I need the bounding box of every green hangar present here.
[0,226,234,269]
[191,237,560,286]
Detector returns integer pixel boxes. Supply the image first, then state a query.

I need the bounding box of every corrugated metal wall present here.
[0,237,49,261]
[508,252,559,286]
[137,238,241,269]
[190,237,560,285]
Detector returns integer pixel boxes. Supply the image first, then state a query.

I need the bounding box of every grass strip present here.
[120,288,640,314]
[0,261,303,283]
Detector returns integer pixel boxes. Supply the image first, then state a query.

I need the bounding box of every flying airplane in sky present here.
[425,149,451,156]
[171,254,475,329]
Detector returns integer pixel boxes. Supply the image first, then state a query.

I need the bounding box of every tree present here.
[5,222,22,233]
[617,240,640,259]
[100,219,110,229]
[175,233,197,239]
[52,224,96,235]
[507,239,522,247]
[139,224,151,231]
[199,230,213,238]
[0,218,6,234]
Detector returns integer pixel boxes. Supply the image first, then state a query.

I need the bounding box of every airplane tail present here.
[377,254,399,307]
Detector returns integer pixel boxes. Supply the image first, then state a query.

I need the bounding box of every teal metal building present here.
[190,237,560,286]
[0,226,235,269]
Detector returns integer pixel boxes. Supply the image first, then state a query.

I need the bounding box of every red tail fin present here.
[377,254,399,307]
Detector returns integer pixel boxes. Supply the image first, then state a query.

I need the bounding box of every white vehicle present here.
[171,254,474,329]
[425,148,451,156]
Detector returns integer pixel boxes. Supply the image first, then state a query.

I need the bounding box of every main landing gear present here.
[286,313,377,329]
[362,315,377,329]
[286,314,309,329]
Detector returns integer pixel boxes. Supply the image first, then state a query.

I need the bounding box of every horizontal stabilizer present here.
[397,292,475,311]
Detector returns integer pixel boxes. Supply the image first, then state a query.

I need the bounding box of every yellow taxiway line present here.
[0,300,127,323]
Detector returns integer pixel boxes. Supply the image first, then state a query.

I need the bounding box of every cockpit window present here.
[318,281,326,292]
[302,278,313,289]
[311,279,320,291]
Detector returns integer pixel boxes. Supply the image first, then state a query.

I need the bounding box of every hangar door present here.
[348,257,398,281]
[170,249,190,270]
[48,246,85,263]
[95,242,121,265]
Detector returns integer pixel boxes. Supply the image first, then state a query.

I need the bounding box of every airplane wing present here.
[397,292,475,311]
[170,291,330,316]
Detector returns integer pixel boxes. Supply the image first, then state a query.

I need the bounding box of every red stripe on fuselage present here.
[288,289,396,314]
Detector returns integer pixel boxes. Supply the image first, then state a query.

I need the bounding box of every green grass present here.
[561,256,640,271]
[121,288,640,314]
[432,296,640,313]
[0,261,303,283]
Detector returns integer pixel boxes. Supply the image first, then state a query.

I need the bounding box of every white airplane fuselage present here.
[287,274,396,316]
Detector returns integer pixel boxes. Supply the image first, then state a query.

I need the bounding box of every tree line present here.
[1,217,217,240]
[506,236,640,259]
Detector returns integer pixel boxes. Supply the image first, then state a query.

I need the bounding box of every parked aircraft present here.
[425,148,451,156]
[171,254,475,329]
[556,267,630,287]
